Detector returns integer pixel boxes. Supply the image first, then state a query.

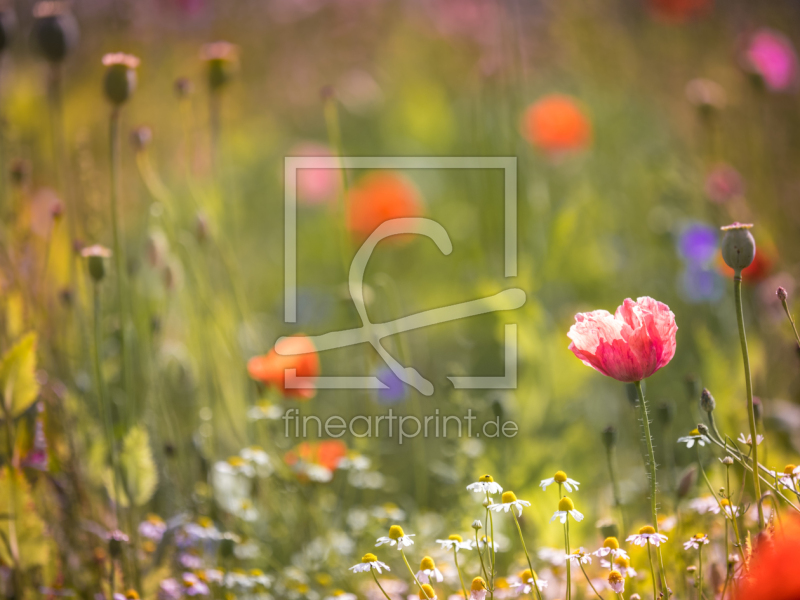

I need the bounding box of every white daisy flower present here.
[539,470,581,493]
[626,526,668,547]
[240,446,273,477]
[248,569,272,588]
[325,592,358,600]
[467,474,503,496]
[416,557,444,584]
[436,534,473,552]
[683,533,709,550]
[338,453,371,471]
[477,536,499,552]
[376,525,415,549]
[779,464,800,489]
[566,547,592,565]
[607,571,624,594]
[737,433,764,446]
[247,403,284,421]
[469,577,488,600]
[510,569,547,595]
[688,495,719,514]
[658,515,677,532]
[350,553,391,574]
[538,547,566,567]
[550,497,584,524]
[215,456,255,478]
[488,491,531,518]
[600,557,636,578]
[204,569,224,585]
[593,537,629,561]
[677,429,709,448]
[709,499,740,517]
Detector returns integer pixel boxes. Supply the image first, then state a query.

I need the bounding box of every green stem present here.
[564,521,572,600]
[647,544,657,600]
[485,492,496,590]
[3,416,23,600]
[580,564,607,600]
[454,547,468,600]
[697,546,703,597]
[401,549,431,600]
[371,570,393,600]
[475,528,490,586]
[634,380,670,596]
[511,512,543,600]
[733,274,764,530]
[779,296,800,347]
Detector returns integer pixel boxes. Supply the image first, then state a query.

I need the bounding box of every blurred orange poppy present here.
[247,335,320,400]
[648,0,711,22]
[736,517,800,600]
[717,249,774,284]
[346,172,424,242]
[522,95,591,155]
[284,440,348,482]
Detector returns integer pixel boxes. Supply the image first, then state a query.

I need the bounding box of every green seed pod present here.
[720,223,756,274]
[81,244,111,282]
[31,2,79,63]
[601,425,617,450]
[102,53,140,105]
[700,388,716,413]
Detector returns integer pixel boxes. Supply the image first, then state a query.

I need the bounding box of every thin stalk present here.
[4,416,23,600]
[371,570,393,600]
[485,492,496,589]
[454,547,469,600]
[475,528,490,586]
[733,274,764,529]
[778,294,800,347]
[401,549,431,600]
[634,380,670,596]
[511,512,544,600]
[647,544,657,600]
[580,564,607,600]
[697,546,703,598]
[563,520,572,600]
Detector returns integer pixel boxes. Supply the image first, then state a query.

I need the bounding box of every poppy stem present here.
[580,564,606,600]
[634,380,670,597]
[454,547,469,600]
[733,274,765,530]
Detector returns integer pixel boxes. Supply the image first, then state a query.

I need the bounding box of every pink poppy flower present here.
[568,297,678,383]
[745,29,798,92]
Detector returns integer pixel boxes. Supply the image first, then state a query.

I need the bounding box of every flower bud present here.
[601,425,617,450]
[656,401,673,426]
[685,78,727,117]
[130,126,152,152]
[778,286,788,302]
[81,244,112,282]
[471,520,482,530]
[722,456,734,466]
[677,465,697,499]
[10,158,30,187]
[700,388,716,413]
[720,223,756,274]
[174,77,194,98]
[31,2,79,63]
[106,529,129,559]
[697,423,709,436]
[200,41,238,92]
[102,53,140,105]
[0,9,17,54]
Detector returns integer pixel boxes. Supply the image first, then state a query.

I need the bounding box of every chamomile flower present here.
[539,470,580,493]
[710,498,740,517]
[418,584,437,600]
[626,526,668,547]
[216,456,256,477]
[600,556,636,578]
[488,491,531,517]
[436,534,474,552]
[477,536,499,552]
[350,553,390,574]
[376,525,415,549]
[550,497,584,524]
[511,569,547,594]
[240,446,273,477]
[467,474,503,496]
[182,573,210,596]
[737,433,764,446]
[779,464,800,489]
[657,515,677,532]
[607,570,624,594]
[683,533,709,550]
[416,557,444,583]
[566,547,592,565]
[593,537,629,561]
[688,495,719,514]
[325,591,358,600]
[470,577,488,600]
[677,428,709,448]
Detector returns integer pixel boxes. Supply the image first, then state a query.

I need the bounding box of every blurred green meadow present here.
[2,0,800,598]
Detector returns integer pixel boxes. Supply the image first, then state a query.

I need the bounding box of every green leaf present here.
[0,467,49,570]
[118,426,158,507]
[0,333,40,418]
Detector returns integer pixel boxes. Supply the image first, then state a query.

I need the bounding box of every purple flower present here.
[138,515,167,542]
[677,223,718,265]
[158,578,183,600]
[179,552,203,569]
[745,28,798,91]
[679,265,723,303]
[182,573,209,596]
[375,367,406,404]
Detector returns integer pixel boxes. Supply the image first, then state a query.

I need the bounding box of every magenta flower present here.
[568,297,678,383]
[745,28,798,92]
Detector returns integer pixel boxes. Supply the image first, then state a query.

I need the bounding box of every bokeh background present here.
[3,0,800,597]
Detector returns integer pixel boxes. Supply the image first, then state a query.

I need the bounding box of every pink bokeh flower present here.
[744,28,798,92]
[568,297,678,383]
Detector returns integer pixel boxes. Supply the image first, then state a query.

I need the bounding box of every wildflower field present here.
[2,0,800,599]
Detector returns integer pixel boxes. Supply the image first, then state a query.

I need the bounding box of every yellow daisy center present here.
[501,491,517,503]
[519,569,537,582]
[420,556,436,571]
[617,557,630,568]
[479,474,494,483]
[471,577,487,592]
[125,591,139,600]
[227,456,246,467]
[689,428,700,436]
[146,513,164,524]
[558,497,575,511]
[495,578,509,590]
[389,525,405,540]
[362,553,378,563]
[720,499,731,507]
[639,525,656,535]
[608,571,623,585]
[449,534,463,543]
[784,464,797,475]
[249,445,265,453]
[197,516,213,528]
[554,470,568,483]
[419,583,436,599]
[694,533,705,540]
[603,536,619,550]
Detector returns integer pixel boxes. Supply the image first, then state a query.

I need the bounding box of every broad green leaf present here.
[118,426,158,507]
[0,467,49,570]
[0,333,40,418]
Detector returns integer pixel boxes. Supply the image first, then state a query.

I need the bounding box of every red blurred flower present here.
[346,172,424,242]
[290,142,339,206]
[247,335,320,400]
[736,518,800,600]
[647,0,711,22]
[568,297,678,383]
[522,95,592,156]
[284,440,347,482]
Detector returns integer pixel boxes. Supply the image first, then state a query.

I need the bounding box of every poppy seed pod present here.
[200,41,238,92]
[0,8,17,54]
[720,223,756,274]
[31,1,79,63]
[601,425,617,450]
[129,126,152,152]
[80,245,111,282]
[700,388,716,412]
[102,53,140,105]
